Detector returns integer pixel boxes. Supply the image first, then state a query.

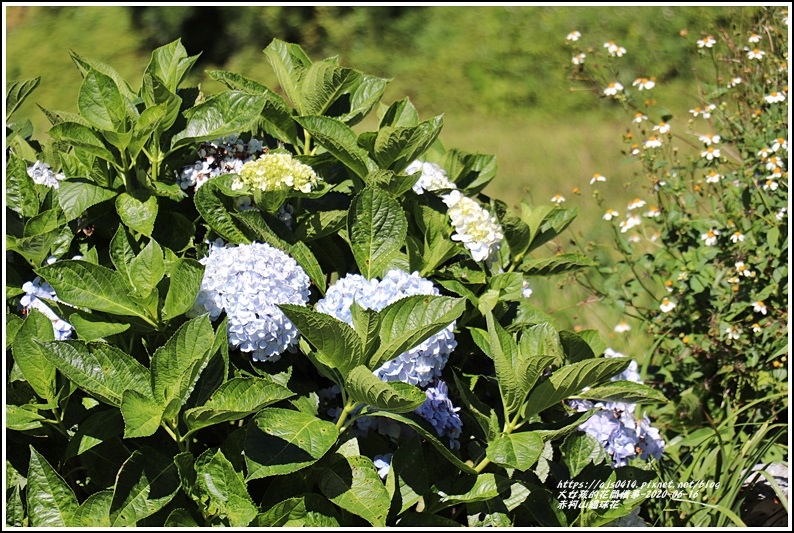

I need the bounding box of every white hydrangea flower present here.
[176,134,266,190]
[443,190,504,263]
[26,161,65,189]
[19,276,73,340]
[316,269,457,387]
[238,151,321,193]
[189,240,311,362]
[408,160,456,194]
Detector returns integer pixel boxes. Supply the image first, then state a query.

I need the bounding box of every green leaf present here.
[560,329,605,363]
[65,409,124,460]
[244,408,339,480]
[78,69,129,133]
[485,431,545,471]
[263,38,312,111]
[109,224,137,287]
[39,341,151,407]
[144,38,199,93]
[73,491,112,527]
[257,494,341,527]
[36,260,153,322]
[336,74,389,126]
[577,380,669,404]
[524,205,578,253]
[350,301,381,356]
[390,436,430,514]
[6,153,40,218]
[26,446,80,527]
[370,295,465,371]
[120,389,163,438]
[6,76,40,120]
[23,209,65,238]
[164,509,199,527]
[289,240,327,295]
[433,473,513,510]
[150,314,215,413]
[127,238,165,298]
[372,116,444,173]
[524,357,631,418]
[369,411,477,473]
[348,186,407,279]
[483,311,523,415]
[109,447,180,526]
[318,455,391,527]
[11,309,56,402]
[561,432,608,478]
[57,179,118,222]
[69,311,131,341]
[171,91,267,149]
[193,448,258,527]
[346,366,426,412]
[301,59,360,116]
[194,177,252,244]
[520,253,597,276]
[116,191,158,237]
[295,115,374,178]
[68,49,138,104]
[162,258,204,320]
[6,404,46,431]
[439,149,498,195]
[47,122,116,163]
[279,303,364,377]
[494,199,531,259]
[379,97,420,128]
[516,322,565,388]
[184,377,294,433]
[128,103,168,159]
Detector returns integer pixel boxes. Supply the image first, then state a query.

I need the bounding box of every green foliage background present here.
[4,4,762,352]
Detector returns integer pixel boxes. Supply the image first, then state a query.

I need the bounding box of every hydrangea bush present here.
[6,38,668,527]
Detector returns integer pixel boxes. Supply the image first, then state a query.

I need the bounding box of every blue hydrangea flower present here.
[568,348,665,467]
[19,276,73,340]
[373,453,393,480]
[416,380,463,449]
[188,240,311,362]
[316,269,457,387]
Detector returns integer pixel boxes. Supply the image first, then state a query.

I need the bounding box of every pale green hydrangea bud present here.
[237,152,320,193]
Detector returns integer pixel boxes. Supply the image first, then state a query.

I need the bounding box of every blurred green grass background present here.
[5,5,760,358]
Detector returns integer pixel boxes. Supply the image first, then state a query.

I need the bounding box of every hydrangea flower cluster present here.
[415,380,464,449]
[26,160,65,189]
[188,240,311,362]
[316,269,457,387]
[176,134,265,190]
[568,349,665,467]
[408,160,504,264]
[19,276,73,340]
[237,152,321,194]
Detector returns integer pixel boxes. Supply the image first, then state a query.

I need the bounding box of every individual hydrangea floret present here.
[316,269,457,387]
[568,349,665,467]
[188,240,311,362]
[237,151,321,193]
[176,134,266,190]
[408,160,456,194]
[415,380,463,449]
[27,161,65,189]
[19,276,73,340]
[373,453,393,480]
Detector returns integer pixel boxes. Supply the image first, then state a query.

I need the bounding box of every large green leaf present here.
[11,309,56,402]
[346,366,427,413]
[68,311,130,341]
[116,191,158,237]
[171,90,267,148]
[47,122,116,163]
[485,431,545,471]
[520,253,597,276]
[263,38,312,111]
[6,152,40,218]
[257,494,341,527]
[184,377,294,433]
[6,76,40,120]
[278,304,364,377]
[348,186,407,279]
[128,238,165,298]
[68,49,138,104]
[482,311,523,415]
[162,258,204,320]
[524,357,631,418]
[39,340,151,407]
[57,179,118,222]
[372,116,444,173]
[335,74,389,126]
[120,389,163,438]
[150,314,215,413]
[109,224,137,288]
[439,148,498,195]
[318,455,391,527]
[64,409,124,460]
[6,404,46,431]
[370,295,465,371]
[78,69,129,133]
[300,59,359,116]
[432,473,513,511]
[144,38,199,93]
[193,449,258,526]
[73,491,112,527]
[26,446,80,527]
[109,447,180,526]
[36,260,153,322]
[193,177,251,244]
[244,408,339,480]
[390,436,430,515]
[561,431,608,478]
[577,380,669,404]
[295,115,374,178]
